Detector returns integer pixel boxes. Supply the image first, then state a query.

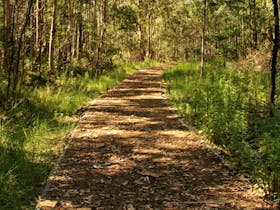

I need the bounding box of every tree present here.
[270,0,279,109]
[0,0,278,105]
[2,0,13,96]
[200,0,207,77]
[48,0,58,75]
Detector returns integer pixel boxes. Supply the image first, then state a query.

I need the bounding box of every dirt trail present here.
[39,66,270,209]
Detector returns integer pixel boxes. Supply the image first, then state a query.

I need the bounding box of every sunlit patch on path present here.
[38,66,270,209]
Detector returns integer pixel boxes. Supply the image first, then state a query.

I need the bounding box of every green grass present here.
[163,60,280,201]
[0,61,155,209]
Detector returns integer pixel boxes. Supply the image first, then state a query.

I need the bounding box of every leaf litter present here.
[39,66,273,209]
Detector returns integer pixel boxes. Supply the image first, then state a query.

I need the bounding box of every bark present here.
[253,0,258,49]
[96,0,108,69]
[35,0,42,73]
[48,0,58,75]
[147,9,153,59]
[2,0,12,96]
[241,11,246,57]
[35,0,39,55]
[6,1,17,97]
[139,24,146,61]
[200,0,206,77]
[70,0,76,61]
[270,0,279,110]
[13,0,34,93]
[91,0,98,77]
[138,0,146,61]
[76,1,83,60]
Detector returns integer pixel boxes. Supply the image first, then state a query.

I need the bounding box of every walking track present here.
[39,66,270,209]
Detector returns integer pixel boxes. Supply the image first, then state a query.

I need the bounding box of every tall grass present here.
[0,61,153,209]
[163,61,280,201]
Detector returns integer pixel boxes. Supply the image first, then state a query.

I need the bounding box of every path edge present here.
[159,66,236,173]
[36,66,143,206]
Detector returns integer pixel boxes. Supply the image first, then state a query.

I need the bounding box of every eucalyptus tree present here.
[48,0,58,74]
[200,0,206,77]
[1,0,35,96]
[271,0,279,109]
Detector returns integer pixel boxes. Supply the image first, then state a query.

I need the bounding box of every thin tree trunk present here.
[79,4,83,58]
[35,0,42,73]
[13,0,34,93]
[76,2,83,60]
[139,24,145,60]
[249,1,253,49]
[96,0,108,69]
[138,0,146,61]
[241,11,246,57]
[200,0,206,77]
[76,22,80,59]
[270,0,279,111]
[2,0,12,96]
[91,0,98,77]
[253,0,258,49]
[147,10,153,59]
[48,0,57,75]
[35,0,39,55]
[7,1,16,97]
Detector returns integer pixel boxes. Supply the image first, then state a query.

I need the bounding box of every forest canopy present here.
[0,0,277,94]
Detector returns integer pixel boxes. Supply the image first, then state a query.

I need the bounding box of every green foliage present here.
[0,62,141,209]
[112,4,138,32]
[163,60,280,199]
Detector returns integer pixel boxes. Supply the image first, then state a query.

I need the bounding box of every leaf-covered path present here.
[39,66,270,209]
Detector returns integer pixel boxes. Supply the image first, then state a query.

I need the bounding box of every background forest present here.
[0,0,280,208]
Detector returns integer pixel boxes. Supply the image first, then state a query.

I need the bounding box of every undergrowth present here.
[0,61,155,209]
[163,60,280,202]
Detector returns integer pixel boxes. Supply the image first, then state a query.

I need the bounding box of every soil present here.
[38,66,272,210]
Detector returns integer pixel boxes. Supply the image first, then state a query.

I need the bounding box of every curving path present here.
[38,66,270,210]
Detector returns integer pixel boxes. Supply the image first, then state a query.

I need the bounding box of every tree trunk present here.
[96,0,108,70]
[270,0,279,110]
[91,0,98,77]
[76,2,83,60]
[138,0,146,61]
[2,0,13,96]
[200,0,206,77]
[48,0,58,75]
[241,11,246,57]
[35,0,42,73]
[35,0,40,57]
[13,0,34,93]
[253,0,258,49]
[147,8,154,59]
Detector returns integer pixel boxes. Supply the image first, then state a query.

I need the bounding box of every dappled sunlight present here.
[49,174,72,182]
[156,129,192,139]
[94,155,137,176]
[40,67,270,209]
[132,148,164,155]
[151,156,174,164]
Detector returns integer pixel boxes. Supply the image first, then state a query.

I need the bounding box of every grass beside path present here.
[162,60,280,203]
[0,61,157,209]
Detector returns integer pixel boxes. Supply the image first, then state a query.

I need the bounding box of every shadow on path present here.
[39,66,270,209]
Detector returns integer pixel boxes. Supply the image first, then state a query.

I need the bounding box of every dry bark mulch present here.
[38,66,272,210]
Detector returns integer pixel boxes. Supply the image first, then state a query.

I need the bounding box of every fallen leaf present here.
[124,204,135,210]
[37,200,57,208]
[80,189,91,194]
[122,180,128,185]
[137,170,161,178]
